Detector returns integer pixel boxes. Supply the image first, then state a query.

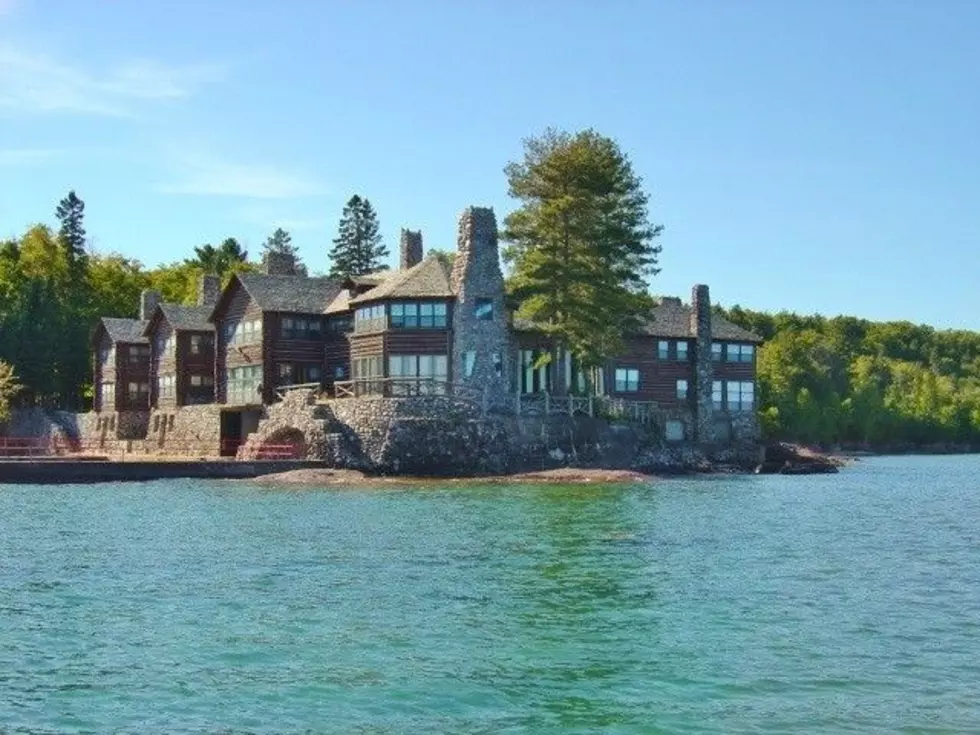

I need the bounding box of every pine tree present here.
[502,128,663,371]
[55,190,87,264]
[328,195,388,279]
[262,227,306,275]
[188,238,249,276]
[54,191,92,409]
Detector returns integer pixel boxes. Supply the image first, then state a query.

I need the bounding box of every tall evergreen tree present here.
[502,128,663,370]
[55,190,87,263]
[262,227,307,275]
[327,195,388,278]
[187,238,249,276]
[0,360,21,425]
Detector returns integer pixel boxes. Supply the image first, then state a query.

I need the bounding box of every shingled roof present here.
[99,317,149,344]
[226,274,344,315]
[513,297,763,342]
[349,255,453,305]
[155,304,214,333]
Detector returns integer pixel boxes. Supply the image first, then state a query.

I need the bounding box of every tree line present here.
[720,307,980,448]
[0,192,388,411]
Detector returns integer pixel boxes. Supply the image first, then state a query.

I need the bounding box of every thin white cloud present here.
[0,147,59,166]
[161,152,327,200]
[0,46,225,117]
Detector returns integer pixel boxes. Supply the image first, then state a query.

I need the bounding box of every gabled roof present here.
[209,274,343,321]
[144,303,215,336]
[98,317,149,344]
[349,255,453,305]
[512,297,763,343]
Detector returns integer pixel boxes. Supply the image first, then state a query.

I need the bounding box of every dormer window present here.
[475,299,493,320]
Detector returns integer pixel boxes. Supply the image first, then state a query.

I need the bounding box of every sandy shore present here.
[248,467,656,487]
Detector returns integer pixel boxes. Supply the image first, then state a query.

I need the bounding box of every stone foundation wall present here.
[144,404,223,457]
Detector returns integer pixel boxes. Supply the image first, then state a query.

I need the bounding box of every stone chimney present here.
[660,296,682,307]
[139,289,161,321]
[263,251,297,276]
[197,274,221,307]
[691,284,714,444]
[450,207,510,412]
[399,229,423,270]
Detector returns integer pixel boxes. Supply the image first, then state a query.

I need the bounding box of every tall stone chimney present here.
[139,289,161,321]
[197,274,221,307]
[691,284,714,444]
[263,251,297,276]
[450,207,511,412]
[399,229,423,270]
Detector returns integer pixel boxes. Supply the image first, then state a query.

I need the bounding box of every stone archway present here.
[256,426,307,460]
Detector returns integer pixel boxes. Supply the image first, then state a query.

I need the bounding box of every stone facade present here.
[690,284,714,445]
[399,229,423,270]
[450,207,512,413]
[140,290,161,321]
[197,274,221,307]
[144,404,223,456]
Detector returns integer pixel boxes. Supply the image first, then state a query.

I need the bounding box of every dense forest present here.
[1,191,979,449]
[720,306,980,448]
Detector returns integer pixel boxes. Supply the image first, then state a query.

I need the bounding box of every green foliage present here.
[261,227,307,275]
[0,360,21,424]
[327,195,388,278]
[721,306,980,447]
[428,248,456,270]
[0,193,260,409]
[501,128,663,370]
[186,238,249,277]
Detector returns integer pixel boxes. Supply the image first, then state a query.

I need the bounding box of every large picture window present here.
[354,305,386,332]
[388,354,448,394]
[226,365,263,405]
[227,318,263,345]
[614,367,639,393]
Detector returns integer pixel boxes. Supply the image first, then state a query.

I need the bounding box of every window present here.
[190,335,204,355]
[388,354,448,394]
[676,379,688,400]
[658,340,669,360]
[419,302,447,329]
[712,342,723,362]
[665,420,685,442]
[99,347,110,366]
[475,299,493,320]
[282,317,322,341]
[676,341,689,362]
[100,382,115,407]
[390,302,418,328]
[333,365,346,379]
[327,316,352,333]
[614,367,639,393]
[189,374,214,388]
[127,381,149,402]
[128,345,150,364]
[520,349,552,394]
[712,380,723,410]
[157,374,176,400]
[726,343,755,363]
[354,304,386,332]
[463,351,476,378]
[228,318,263,345]
[727,381,755,411]
[226,365,263,405]
[277,363,293,385]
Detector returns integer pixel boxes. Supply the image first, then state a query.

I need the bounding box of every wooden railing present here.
[515,392,659,424]
[331,378,483,405]
[274,382,322,400]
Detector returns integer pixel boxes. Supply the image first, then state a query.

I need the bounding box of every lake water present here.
[1,455,979,733]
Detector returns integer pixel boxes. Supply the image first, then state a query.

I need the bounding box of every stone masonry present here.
[450,207,512,413]
[690,284,714,445]
[399,229,423,270]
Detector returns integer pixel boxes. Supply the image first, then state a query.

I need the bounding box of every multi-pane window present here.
[475,299,493,320]
[189,334,213,355]
[354,305,386,332]
[281,317,322,341]
[614,367,639,393]
[227,319,263,345]
[390,302,448,329]
[275,363,321,386]
[726,344,755,363]
[157,374,176,400]
[105,347,116,367]
[353,357,383,379]
[327,316,353,333]
[127,381,149,402]
[128,345,150,364]
[658,340,669,360]
[418,303,447,328]
[726,381,755,411]
[189,374,214,387]
[676,379,688,400]
[520,350,551,394]
[226,366,263,405]
[711,342,723,362]
[388,354,449,394]
[712,380,723,410]
[101,382,115,406]
[676,341,689,362]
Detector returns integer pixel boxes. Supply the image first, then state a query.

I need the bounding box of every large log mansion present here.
[88,207,762,456]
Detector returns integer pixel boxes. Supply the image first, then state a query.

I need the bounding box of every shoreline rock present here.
[247,467,657,487]
[754,442,846,475]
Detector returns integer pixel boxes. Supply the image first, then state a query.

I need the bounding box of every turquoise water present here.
[1,456,979,733]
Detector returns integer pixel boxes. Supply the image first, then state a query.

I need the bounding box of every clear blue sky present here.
[1,0,978,329]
